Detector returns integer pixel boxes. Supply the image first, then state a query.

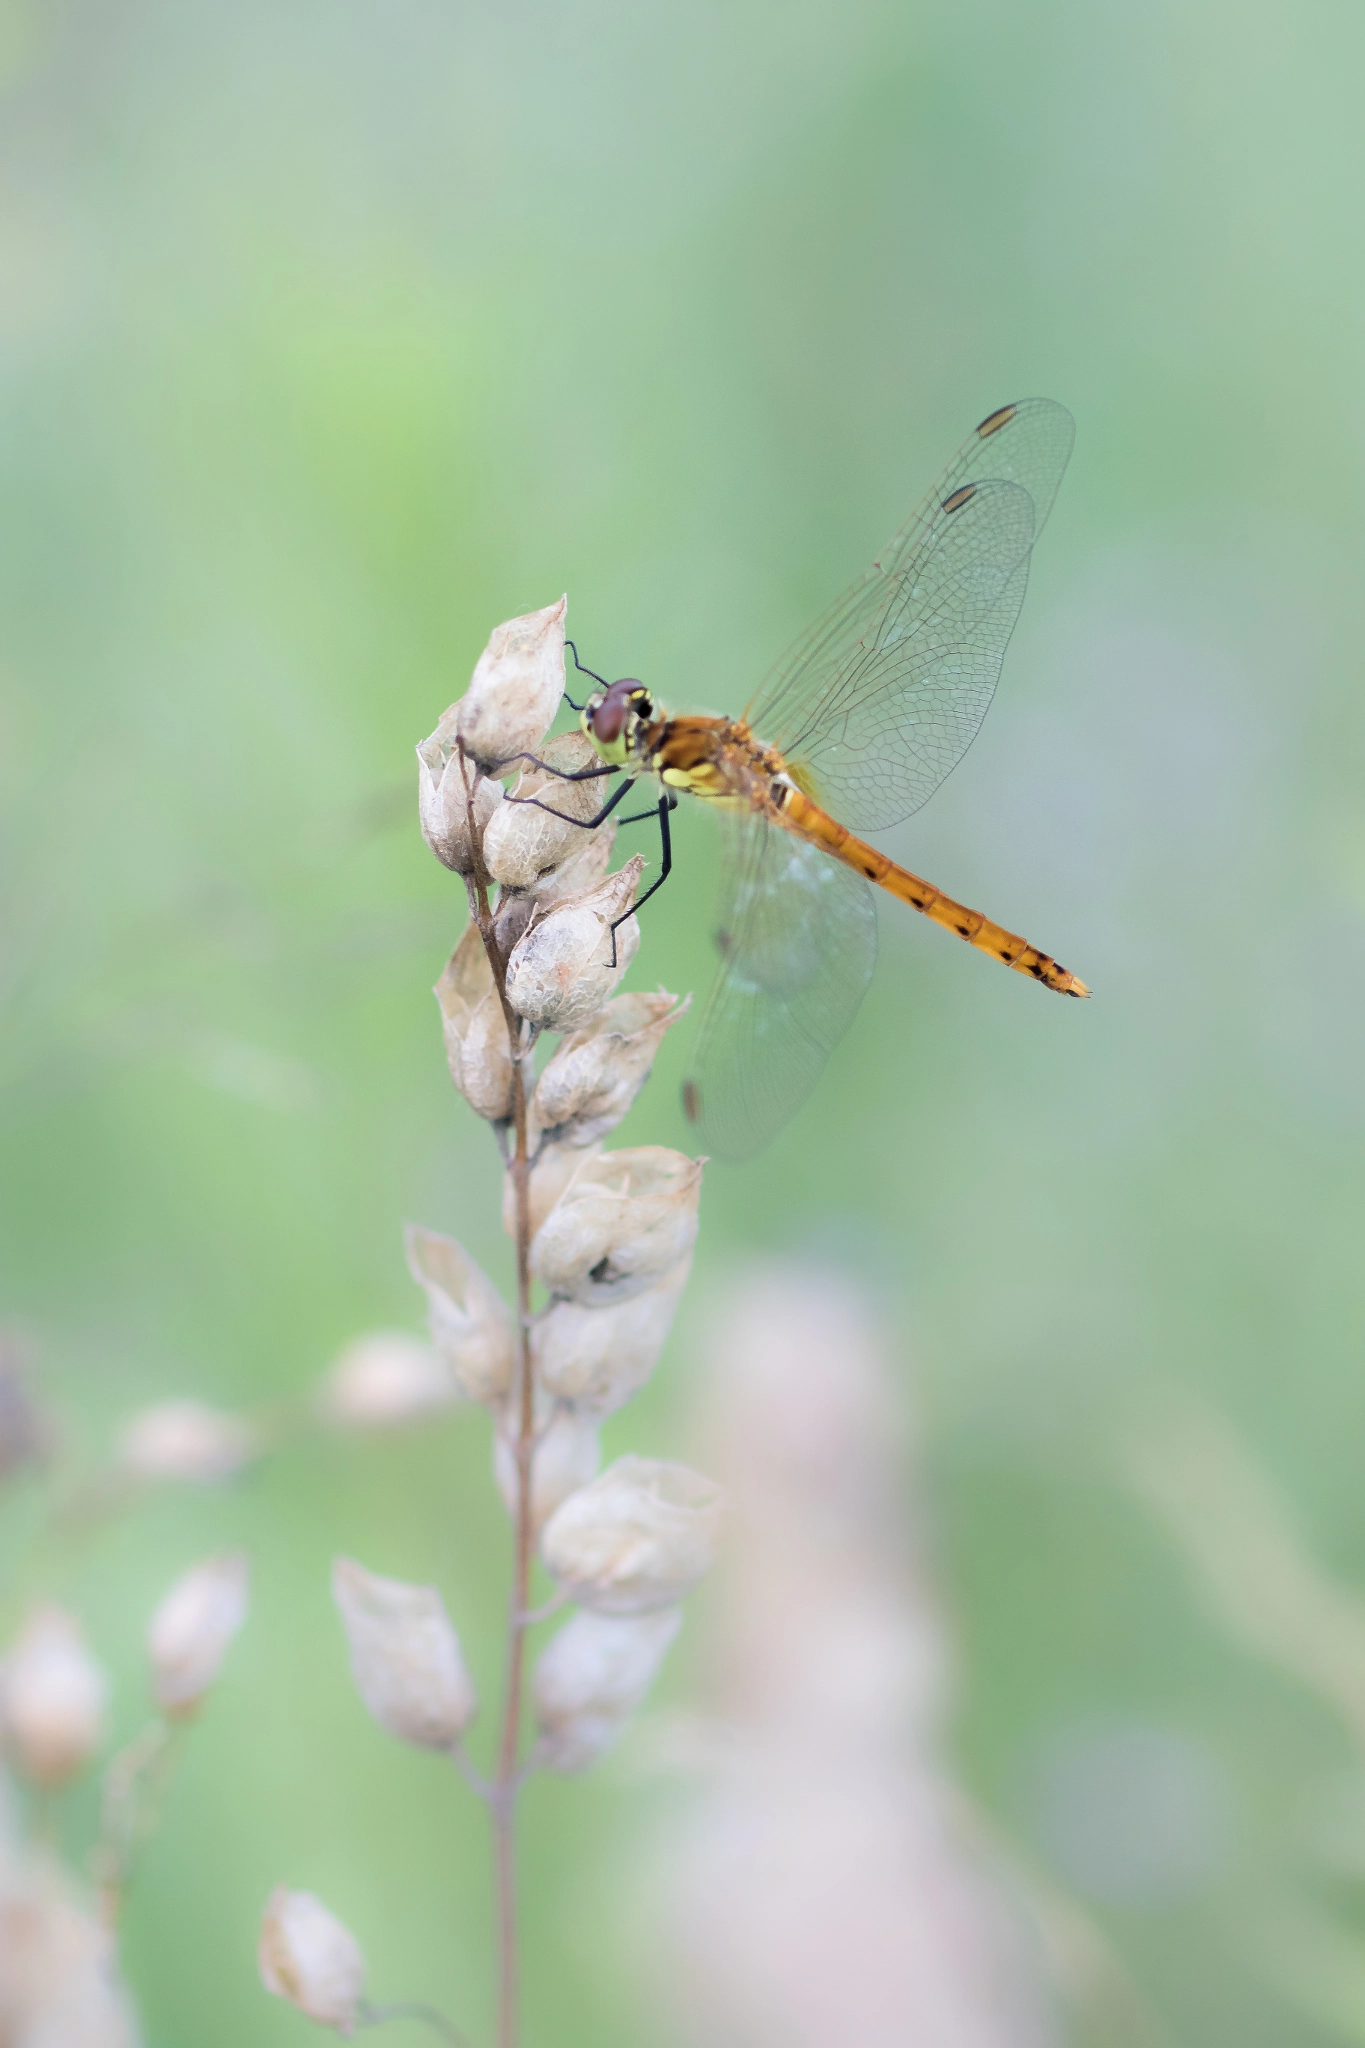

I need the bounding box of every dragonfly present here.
[514,397,1088,1160]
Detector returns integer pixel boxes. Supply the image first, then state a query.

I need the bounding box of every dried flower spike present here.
[533,1607,682,1774]
[483,731,610,887]
[435,924,515,1124]
[540,1454,723,1614]
[456,596,567,772]
[259,1887,366,2032]
[530,1146,703,1306]
[2,1606,107,1788]
[323,1331,456,1430]
[332,1557,477,1750]
[503,857,644,1032]
[118,1399,255,1483]
[148,1552,251,1719]
[417,700,504,875]
[405,1225,515,1405]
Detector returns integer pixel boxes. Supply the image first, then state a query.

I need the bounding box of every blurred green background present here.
[2,0,1365,2040]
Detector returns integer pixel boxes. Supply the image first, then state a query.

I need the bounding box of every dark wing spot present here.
[976,403,1017,438]
[682,1080,702,1123]
[942,484,977,514]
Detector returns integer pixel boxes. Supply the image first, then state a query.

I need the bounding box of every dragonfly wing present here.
[681,811,878,1161]
[749,397,1074,833]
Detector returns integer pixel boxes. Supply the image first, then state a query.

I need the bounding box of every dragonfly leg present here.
[607,792,674,967]
[563,638,610,711]
[615,790,678,830]
[507,772,634,832]
[499,753,617,782]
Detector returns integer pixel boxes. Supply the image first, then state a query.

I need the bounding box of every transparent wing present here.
[681,810,878,1162]
[748,398,1074,832]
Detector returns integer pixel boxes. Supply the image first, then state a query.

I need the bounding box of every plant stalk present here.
[460,747,535,2048]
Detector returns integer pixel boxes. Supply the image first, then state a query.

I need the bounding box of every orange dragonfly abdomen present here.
[778,786,1091,998]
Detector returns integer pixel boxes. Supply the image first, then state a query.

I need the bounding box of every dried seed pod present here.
[493,1401,601,1532]
[2,1607,107,1788]
[117,1399,255,1483]
[435,924,514,1124]
[405,1225,516,1404]
[322,1331,456,1430]
[416,701,503,874]
[0,1856,139,2045]
[456,596,567,772]
[332,1558,477,1750]
[532,990,688,1148]
[533,1607,682,1773]
[532,1263,689,1415]
[530,1146,703,1306]
[541,1453,723,1614]
[501,1141,600,1243]
[259,1887,366,2032]
[503,858,643,1033]
[483,731,609,887]
[147,1552,250,1719]
[494,819,620,956]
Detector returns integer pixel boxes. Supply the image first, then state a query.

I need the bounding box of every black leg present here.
[512,774,636,832]
[616,791,678,829]
[608,792,673,966]
[500,752,617,782]
[565,638,610,694]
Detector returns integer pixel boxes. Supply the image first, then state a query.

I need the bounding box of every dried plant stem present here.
[93,1716,178,1930]
[357,1998,471,2045]
[459,748,536,2048]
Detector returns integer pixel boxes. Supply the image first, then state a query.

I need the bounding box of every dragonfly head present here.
[581,678,655,769]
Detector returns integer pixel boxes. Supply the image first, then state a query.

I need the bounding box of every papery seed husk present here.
[533,1607,682,1774]
[0,1859,140,2044]
[501,1141,601,1242]
[118,1400,255,1483]
[532,1262,689,1414]
[493,1404,601,1532]
[332,1558,477,1748]
[532,990,687,1147]
[148,1552,250,1717]
[260,1887,366,2029]
[483,731,610,888]
[503,858,643,1033]
[456,597,567,772]
[405,1225,516,1404]
[2,1607,108,1788]
[416,707,504,875]
[492,823,619,959]
[435,925,515,1123]
[530,1145,703,1306]
[323,1332,457,1429]
[540,1453,723,1614]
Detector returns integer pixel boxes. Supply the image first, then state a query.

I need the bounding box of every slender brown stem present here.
[458,746,536,2048]
[92,1717,178,1930]
[357,1998,470,2045]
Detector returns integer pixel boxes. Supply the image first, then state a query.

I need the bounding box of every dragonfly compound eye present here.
[590,683,633,746]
